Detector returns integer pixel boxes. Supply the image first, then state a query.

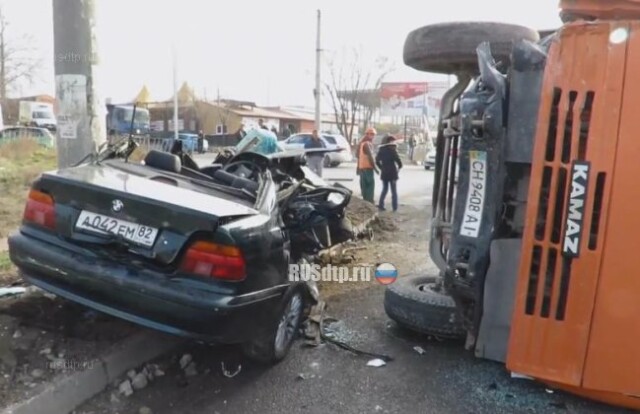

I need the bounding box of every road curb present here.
[2,331,183,414]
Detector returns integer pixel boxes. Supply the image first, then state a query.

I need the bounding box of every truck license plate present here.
[460,151,487,238]
[75,210,158,247]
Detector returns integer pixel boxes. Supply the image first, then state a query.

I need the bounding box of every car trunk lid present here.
[35,163,258,265]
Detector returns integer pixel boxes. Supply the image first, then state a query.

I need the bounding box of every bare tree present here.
[0,5,41,103]
[324,48,393,145]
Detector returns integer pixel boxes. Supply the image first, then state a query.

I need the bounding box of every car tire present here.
[424,166,431,170]
[384,274,465,338]
[241,285,306,364]
[403,22,540,74]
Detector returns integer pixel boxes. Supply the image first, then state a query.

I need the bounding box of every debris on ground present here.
[323,319,367,346]
[147,363,164,378]
[179,354,192,370]
[413,346,426,355]
[0,287,26,298]
[118,379,134,397]
[30,368,44,378]
[303,301,393,362]
[221,362,241,378]
[139,406,153,414]
[177,353,198,377]
[131,372,149,390]
[296,373,315,381]
[367,359,386,368]
[183,360,198,378]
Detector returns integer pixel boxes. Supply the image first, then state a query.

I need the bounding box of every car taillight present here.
[23,189,56,230]
[180,241,246,281]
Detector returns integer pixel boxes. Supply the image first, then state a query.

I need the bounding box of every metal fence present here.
[131,136,167,152]
[121,133,240,153]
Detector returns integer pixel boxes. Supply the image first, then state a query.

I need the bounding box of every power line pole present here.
[314,9,322,132]
[53,0,105,168]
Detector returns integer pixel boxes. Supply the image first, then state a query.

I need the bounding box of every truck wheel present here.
[403,22,540,74]
[241,285,306,364]
[384,275,465,338]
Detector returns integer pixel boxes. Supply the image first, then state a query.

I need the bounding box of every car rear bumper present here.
[8,230,286,343]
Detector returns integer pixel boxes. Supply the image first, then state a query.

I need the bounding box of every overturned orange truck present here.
[383,1,640,410]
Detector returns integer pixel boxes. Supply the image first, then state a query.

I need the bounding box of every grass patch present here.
[0,138,57,237]
[0,251,11,273]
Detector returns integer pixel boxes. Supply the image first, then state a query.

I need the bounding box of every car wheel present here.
[424,166,431,170]
[403,22,540,74]
[384,274,465,338]
[241,285,306,364]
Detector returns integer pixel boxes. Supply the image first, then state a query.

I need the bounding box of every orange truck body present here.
[507,16,640,410]
[561,0,640,19]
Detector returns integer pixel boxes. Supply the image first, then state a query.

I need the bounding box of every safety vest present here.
[358,141,374,170]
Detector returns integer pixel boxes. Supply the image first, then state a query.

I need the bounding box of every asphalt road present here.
[194,154,433,207]
[81,285,627,414]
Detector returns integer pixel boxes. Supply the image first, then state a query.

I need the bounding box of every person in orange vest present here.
[356,127,380,203]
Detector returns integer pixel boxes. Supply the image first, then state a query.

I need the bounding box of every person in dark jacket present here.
[375,135,403,211]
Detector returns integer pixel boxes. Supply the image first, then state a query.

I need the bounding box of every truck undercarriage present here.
[385,12,640,411]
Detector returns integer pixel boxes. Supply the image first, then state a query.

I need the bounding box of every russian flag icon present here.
[375,263,398,285]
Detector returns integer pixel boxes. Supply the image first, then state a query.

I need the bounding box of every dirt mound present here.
[372,215,399,233]
[345,196,378,226]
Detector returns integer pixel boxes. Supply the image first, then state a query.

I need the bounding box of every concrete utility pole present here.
[314,9,322,132]
[53,0,105,168]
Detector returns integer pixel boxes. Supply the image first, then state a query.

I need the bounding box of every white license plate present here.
[75,210,159,247]
[460,151,487,238]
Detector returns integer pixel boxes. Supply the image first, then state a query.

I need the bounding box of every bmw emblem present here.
[111,199,124,213]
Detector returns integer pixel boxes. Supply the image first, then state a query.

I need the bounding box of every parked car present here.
[322,134,353,164]
[282,133,350,167]
[424,148,436,170]
[8,137,352,363]
[0,126,55,149]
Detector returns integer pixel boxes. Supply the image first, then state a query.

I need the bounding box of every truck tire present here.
[403,22,540,74]
[384,275,465,338]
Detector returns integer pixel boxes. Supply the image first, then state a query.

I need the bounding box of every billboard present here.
[380,82,448,117]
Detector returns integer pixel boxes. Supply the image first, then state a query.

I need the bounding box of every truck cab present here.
[106,104,151,136]
[19,101,57,132]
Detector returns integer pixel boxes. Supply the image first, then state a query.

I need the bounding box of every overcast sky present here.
[3,0,562,107]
